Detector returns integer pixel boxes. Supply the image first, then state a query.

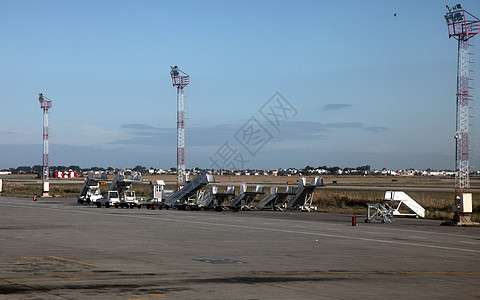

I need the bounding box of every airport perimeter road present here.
[0,197,479,300]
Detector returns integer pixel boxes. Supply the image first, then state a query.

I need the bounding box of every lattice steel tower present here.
[445,4,480,223]
[170,66,189,189]
[39,93,53,197]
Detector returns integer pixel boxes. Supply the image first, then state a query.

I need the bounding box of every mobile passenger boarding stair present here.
[365,191,425,223]
[197,185,235,211]
[384,191,425,218]
[108,171,142,208]
[77,171,107,204]
[257,186,296,210]
[286,177,324,211]
[229,184,264,211]
[165,174,215,209]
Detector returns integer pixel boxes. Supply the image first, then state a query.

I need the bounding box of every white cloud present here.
[54,125,129,148]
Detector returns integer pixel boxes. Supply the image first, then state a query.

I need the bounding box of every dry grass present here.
[2,183,42,198]
[1,183,80,198]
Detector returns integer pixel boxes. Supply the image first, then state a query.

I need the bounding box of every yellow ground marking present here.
[256,271,480,275]
[47,256,102,268]
[56,275,77,280]
[126,298,148,300]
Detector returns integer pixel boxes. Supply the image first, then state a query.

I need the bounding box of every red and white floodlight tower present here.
[38,93,53,197]
[445,4,480,223]
[170,66,189,189]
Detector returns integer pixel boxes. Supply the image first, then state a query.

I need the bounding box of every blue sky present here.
[1,0,480,170]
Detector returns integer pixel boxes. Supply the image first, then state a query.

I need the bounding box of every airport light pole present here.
[170,66,190,189]
[445,4,480,223]
[39,93,52,197]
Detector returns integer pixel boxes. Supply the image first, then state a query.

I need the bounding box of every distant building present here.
[55,171,77,178]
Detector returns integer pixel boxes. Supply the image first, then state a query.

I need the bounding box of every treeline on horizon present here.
[1,164,454,176]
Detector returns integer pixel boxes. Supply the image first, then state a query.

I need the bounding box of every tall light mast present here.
[445,4,480,223]
[39,93,53,197]
[170,66,189,189]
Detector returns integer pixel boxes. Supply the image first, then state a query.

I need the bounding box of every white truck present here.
[106,171,142,209]
[117,190,139,208]
[96,190,120,208]
[77,171,106,204]
[78,188,102,204]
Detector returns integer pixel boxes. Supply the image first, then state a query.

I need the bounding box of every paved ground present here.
[0,196,479,300]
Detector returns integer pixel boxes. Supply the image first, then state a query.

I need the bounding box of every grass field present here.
[1,174,478,221]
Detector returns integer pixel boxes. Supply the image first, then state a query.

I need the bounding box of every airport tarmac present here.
[0,196,479,299]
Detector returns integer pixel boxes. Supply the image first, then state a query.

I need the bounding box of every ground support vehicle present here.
[107,171,142,209]
[384,191,425,218]
[116,190,139,209]
[228,184,264,211]
[96,190,120,208]
[137,180,168,210]
[197,185,235,211]
[137,198,167,210]
[257,186,296,211]
[77,190,102,205]
[285,177,323,211]
[77,171,106,204]
[164,174,215,209]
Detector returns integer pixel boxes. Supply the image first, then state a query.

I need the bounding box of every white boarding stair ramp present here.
[384,191,425,218]
[286,177,323,211]
[165,174,215,206]
[197,186,217,208]
[231,185,264,209]
[78,171,105,201]
[258,186,278,209]
[230,184,247,207]
[109,171,141,193]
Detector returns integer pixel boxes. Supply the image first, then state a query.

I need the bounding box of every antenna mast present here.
[445,4,480,223]
[39,93,53,197]
[170,66,189,189]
